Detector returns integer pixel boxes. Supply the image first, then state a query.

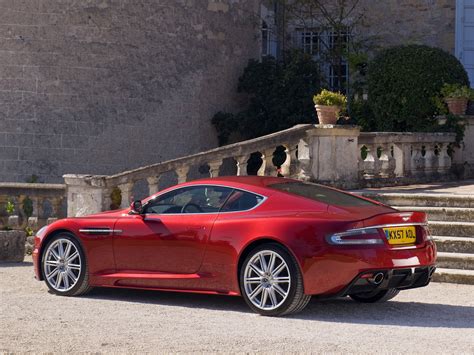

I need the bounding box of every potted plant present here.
[441,83,473,115]
[313,89,347,124]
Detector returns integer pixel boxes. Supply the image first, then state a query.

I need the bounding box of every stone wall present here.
[0,0,260,183]
[359,0,455,54]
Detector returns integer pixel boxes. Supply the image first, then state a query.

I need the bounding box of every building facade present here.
[0,0,260,183]
[0,0,470,183]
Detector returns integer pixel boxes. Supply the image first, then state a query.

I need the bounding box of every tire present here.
[349,288,400,303]
[239,243,311,316]
[41,233,92,296]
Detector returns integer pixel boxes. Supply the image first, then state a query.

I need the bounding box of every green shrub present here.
[211,51,322,145]
[313,89,347,107]
[441,83,474,100]
[22,197,33,219]
[367,45,469,131]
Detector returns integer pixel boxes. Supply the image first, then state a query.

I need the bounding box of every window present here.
[300,30,320,56]
[144,186,232,214]
[295,27,350,93]
[220,190,264,212]
[262,21,270,57]
[268,181,376,207]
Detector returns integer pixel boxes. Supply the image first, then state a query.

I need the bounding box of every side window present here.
[220,190,264,212]
[144,186,232,214]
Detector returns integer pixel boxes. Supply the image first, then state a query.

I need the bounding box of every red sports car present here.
[32,176,436,316]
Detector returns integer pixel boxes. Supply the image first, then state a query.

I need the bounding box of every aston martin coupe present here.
[32,176,436,316]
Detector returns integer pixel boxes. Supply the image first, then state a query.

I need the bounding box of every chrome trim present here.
[79,229,122,233]
[142,183,268,216]
[348,222,428,232]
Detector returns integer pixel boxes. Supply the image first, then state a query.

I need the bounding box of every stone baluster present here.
[235,155,250,176]
[147,176,160,195]
[359,144,376,179]
[437,143,452,175]
[392,143,404,177]
[263,149,276,176]
[378,143,395,179]
[410,143,425,177]
[118,182,134,208]
[256,152,265,176]
[295,138,312,181]
[424,144,437,175]
[288,144,299,178]
[176,166,190,184]
[279,144,291,177]
[208,160,223,178]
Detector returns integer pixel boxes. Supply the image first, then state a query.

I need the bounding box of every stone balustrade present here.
[64,125,458,217]
[0,183,66,227]
[358,132,456,186]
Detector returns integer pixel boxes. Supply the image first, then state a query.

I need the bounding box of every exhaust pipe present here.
[368,272,384,285]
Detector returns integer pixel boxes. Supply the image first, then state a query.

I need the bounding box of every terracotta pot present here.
[445,97,468,115]
[315,104,340,125]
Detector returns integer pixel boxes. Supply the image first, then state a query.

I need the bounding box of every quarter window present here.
[220,190,264,212]
[144,186,232,214]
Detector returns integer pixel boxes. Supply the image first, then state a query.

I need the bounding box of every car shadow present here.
[84,287,474,328]
[0,261,33,268]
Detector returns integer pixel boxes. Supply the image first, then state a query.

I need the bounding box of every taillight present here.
[327,228,383,245]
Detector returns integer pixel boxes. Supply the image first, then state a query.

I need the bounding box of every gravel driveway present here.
[1,258,473,354]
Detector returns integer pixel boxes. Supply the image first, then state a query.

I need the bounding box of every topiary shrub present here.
[367,45,469,131]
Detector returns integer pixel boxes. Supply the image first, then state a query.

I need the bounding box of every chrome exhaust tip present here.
[368,272,384,285]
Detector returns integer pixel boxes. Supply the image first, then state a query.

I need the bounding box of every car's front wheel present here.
[41,233,92,296]
[349,288,400,303]
[240,243,311,316]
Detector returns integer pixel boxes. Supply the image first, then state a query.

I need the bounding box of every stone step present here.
[436,252,474,270]
[432,268,474,285]
[428,221,474,237]
[358,192,474,208]
[433,236,474,253]
[393,206,474,222]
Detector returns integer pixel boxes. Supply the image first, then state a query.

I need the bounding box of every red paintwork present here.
[32,176,436,297]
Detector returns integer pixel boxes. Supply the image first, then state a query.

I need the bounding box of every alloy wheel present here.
[43,238,82,292]
[243,250,291,311]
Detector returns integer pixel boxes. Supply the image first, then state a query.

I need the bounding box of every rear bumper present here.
[340,265,436,297]
[302,240,437,295]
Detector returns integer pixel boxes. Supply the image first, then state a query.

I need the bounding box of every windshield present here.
[268,181,376,207]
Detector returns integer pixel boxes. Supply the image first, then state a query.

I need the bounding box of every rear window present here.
[268,181,376,207]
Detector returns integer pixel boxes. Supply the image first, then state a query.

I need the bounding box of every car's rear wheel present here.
[240,243,311,316]
[349,288,400,303]
[41,233,92,296]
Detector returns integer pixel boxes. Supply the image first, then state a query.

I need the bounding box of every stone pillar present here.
[147,176,160,195]
[118,182,134,209]
[236,155,249,176]
[63,174,108,217]
[208,160,223,178]
[263,149,276,176]
[280,145,291,177]
[308,125,361,187]
[176,166,190,184]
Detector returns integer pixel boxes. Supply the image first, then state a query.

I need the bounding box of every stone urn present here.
[0,230,27,262]
[315,105,341,125]
[445,98,468,115]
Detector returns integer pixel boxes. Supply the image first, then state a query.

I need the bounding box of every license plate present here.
[383,226,417,245]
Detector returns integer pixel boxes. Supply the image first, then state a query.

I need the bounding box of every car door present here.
[113,185,232,274]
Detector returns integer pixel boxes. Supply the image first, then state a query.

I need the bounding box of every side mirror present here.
[130,200,143,214]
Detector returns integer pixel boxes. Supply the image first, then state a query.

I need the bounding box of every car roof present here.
[185,176,298,189]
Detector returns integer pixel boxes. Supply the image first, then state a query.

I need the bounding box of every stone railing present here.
[0,183,66,227]
[358,132,456,186]
[64,125,457,217]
